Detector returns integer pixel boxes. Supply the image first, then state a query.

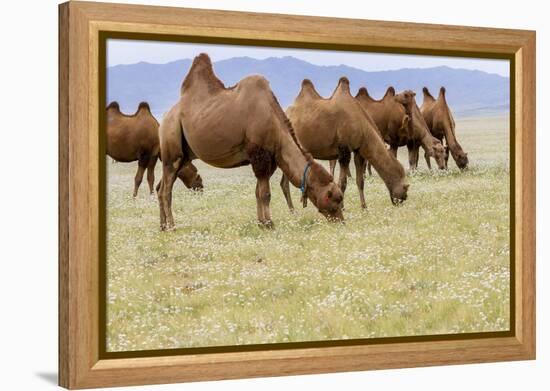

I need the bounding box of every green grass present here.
[106,115,510,352]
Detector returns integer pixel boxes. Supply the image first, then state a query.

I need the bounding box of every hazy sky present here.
[107,39,509,77]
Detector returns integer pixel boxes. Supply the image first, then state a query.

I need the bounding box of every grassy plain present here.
[106,115,510,351]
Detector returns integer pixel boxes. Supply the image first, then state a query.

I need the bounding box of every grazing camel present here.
[281,78,409,210]
[355,87,447,172]
[106,101,203,197]
[157,53,344,230]
[421,87,469,169]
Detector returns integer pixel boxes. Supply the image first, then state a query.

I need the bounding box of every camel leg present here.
[133,163,146,198]
[444,145,450,169]
[256,178,273,228]
[280,173,294,212]
[366,160,373,176]
[389,145,398,159]
[407,144,419,171]
[329,160,337,178]
[424,150,432,169]
[159,158,181,230]
[337,146,351,195]
[146,156,158,195]
[354,153,367,209]
[247,144,277,227]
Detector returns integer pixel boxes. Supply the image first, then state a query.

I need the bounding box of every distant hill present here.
[107,56,509,119]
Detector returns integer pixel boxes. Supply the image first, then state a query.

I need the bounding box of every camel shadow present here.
[35,372,57,385]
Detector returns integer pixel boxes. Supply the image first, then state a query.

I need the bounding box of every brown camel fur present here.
[421,87,469,169]
[282,78,409,210]
[355,87,446,171]
[157,53,344,230]
[106,102,203,197]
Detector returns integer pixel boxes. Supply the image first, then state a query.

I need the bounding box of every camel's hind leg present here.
[133,160,147,198]
[354,153,367,209]
[146,156,158,195]
[159,158,182,230]
[280,173,295,212]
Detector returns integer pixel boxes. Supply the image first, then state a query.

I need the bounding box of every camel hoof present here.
[259,220,275,229]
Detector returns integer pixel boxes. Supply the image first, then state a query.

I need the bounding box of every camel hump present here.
[423,87,434,98]
[356,87,369,98]
[302,79,314,88]
[300,79,321,99]
[383,86,396,98]
[195,52,213,67]
[137,102,151,112]
[107,101,120,111]
[337,77,350,92]
[438,86,447,99]
[182,52,224,93]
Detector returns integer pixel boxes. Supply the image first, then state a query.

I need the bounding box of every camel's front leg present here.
[407,145,419,171]
[354,153,366,209]
[389,145,398,159]
[337,146,351,208]
[424,150,432,169]
[256,177,273,228]
[280,173,294,212]
[366,160,373,176]
[329,160,337,178]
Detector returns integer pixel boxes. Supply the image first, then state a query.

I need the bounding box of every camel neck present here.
[358,123,401,189]
[275,131,310,188]
[418,127,434,153]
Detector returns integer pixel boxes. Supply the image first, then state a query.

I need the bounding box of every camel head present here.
[394,89,416,137]
[304,161,344,221]
[180,163,204,192]
[431,139,447,170]
[388,167,409,206]
[455,151,469,170]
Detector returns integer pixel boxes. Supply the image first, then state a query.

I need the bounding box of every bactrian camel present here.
[106,102,203,196]
[281,78,409,211]
[157,53,344,230]
[421,87,469,169]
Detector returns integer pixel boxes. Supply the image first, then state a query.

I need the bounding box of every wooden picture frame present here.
[59,1,536,389]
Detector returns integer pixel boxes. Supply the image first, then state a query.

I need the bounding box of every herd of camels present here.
[107,53,469,230]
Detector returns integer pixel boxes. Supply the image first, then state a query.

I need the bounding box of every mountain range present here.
[107,56,509,118]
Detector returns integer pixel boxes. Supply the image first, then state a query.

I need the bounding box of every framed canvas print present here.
[58,1,536,389]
